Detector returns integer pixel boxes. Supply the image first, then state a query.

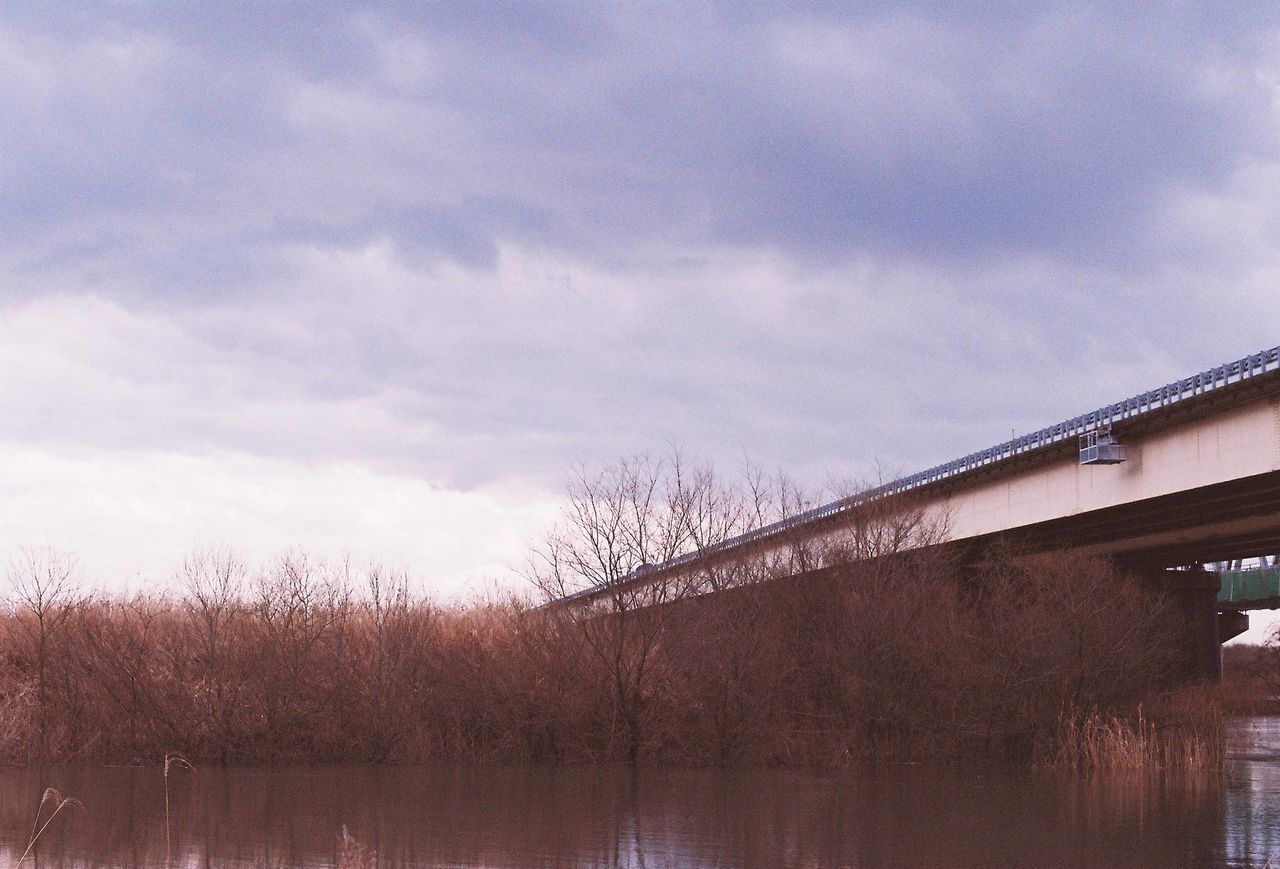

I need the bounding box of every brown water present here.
[3,719,1280,867]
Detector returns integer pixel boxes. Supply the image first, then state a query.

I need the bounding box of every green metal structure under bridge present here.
[1217,559,1280,611]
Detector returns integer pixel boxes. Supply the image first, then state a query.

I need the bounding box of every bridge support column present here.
[1158,569,1223,682]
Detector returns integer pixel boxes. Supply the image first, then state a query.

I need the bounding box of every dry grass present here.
[1045,710,1162,770]
[14,787,82,866]
[1041,688,1224,771]
[163,751,195,866]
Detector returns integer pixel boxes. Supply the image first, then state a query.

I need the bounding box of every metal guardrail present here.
[560,345,1280,604]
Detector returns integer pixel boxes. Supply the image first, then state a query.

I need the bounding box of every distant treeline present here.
[0,454,1224,766]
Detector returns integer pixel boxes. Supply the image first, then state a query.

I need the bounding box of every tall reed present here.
[163,752,194,866]
[1041,696,1223,771]
[14,787,82,866]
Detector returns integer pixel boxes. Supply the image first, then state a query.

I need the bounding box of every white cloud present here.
[0,442,558,599]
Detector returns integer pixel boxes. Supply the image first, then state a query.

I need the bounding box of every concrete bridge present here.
[561,345,1280,677]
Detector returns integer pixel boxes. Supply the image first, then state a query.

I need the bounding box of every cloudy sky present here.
[2,3,1279,610]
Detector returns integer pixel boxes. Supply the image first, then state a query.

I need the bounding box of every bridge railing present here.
[557,346,1280,604]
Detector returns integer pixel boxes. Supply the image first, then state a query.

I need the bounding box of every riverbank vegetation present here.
[1040,687,1223,770]
[1220,644,1280,715]
[0,454,1224,768]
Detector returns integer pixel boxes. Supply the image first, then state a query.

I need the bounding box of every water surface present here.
[4,719,1280,867]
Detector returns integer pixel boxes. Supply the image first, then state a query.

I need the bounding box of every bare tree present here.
[822,471,950,565]
[741,459,824,576]
[8,548,87,757]
[250,551,340,761]
[358,562,433,761]
[181,548,246,763]
[529,452,712,761]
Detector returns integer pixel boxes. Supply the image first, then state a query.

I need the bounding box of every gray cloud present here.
[5,5,1272,271]
[2,2,1279,496]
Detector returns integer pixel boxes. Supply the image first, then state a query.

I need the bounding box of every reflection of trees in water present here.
[0,762,1263,867]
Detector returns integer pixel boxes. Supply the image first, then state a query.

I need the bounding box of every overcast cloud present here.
[2,3,1279,605]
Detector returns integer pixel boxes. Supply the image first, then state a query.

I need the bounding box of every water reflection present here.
[1224,717,1280,865]
[0,727,1278,867]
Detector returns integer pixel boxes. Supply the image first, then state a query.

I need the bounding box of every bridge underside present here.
[956,469,1280,569]
[942,469,1280,678]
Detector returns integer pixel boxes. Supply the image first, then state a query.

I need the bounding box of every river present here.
[3,718,1280,867]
